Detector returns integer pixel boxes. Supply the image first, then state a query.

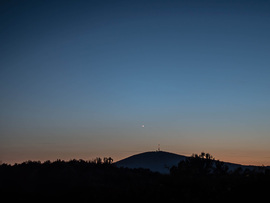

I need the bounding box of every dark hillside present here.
[0,159,162,203]
[1,154,270,202]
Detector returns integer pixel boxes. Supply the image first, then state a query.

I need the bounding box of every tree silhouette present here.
[171,152,224,176]
[93,157,102,164]
[103,157,113,164]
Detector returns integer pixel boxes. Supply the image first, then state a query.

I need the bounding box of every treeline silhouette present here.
[1,153,270,202]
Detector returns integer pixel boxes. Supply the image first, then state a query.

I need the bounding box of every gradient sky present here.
[1,0,270,165]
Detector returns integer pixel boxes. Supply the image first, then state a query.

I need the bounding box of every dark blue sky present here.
[1,0,270,165]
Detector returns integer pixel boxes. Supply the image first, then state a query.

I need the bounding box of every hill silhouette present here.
[115,150,186,173]
[115,150,259,173]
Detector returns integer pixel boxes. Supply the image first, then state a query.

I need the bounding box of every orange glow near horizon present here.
[2,147,270,167]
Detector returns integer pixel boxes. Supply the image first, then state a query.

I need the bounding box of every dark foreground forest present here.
[1,154,270,203]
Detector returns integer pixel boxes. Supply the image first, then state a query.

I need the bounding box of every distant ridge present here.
[115,151,261,174]
[115,151,186,174]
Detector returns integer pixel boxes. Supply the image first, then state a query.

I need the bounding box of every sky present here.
[1,0,270,165]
